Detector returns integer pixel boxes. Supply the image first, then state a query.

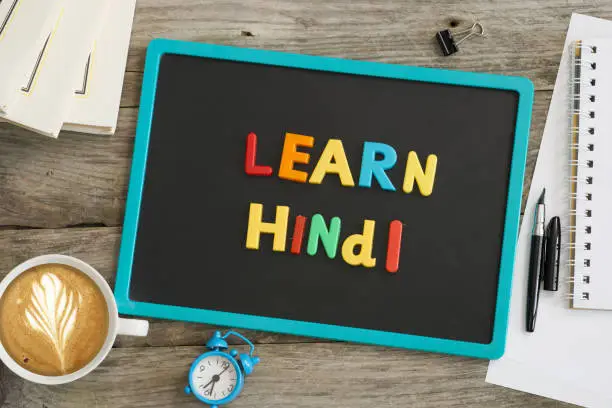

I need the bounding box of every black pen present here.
[526,189,546,332]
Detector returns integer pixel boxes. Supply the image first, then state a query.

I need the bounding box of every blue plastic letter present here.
[358,142,397,191]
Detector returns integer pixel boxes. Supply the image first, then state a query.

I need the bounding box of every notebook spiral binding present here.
[568,40,597,303]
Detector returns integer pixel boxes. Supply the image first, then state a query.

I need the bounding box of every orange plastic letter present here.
[278,133,315,183]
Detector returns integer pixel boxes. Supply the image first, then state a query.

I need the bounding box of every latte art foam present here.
[0,264,109,376]
[24,272,83,372]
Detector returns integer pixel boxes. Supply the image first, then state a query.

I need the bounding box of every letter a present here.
[309,139,355,187]
[245,203,289,252]
[341,220,377,268]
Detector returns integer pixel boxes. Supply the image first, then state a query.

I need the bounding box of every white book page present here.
[487,14,612,408]
[0,0,63,113]
[572,38,612,310]
[0,0,110,137]
[64,0,136,135]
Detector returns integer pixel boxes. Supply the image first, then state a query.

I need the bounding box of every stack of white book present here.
[0,0,137,137]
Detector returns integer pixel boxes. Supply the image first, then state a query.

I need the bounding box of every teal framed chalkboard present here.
[114,39,533,359]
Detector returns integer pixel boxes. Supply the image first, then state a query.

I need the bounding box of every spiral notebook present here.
[487,14,612,407]
[569,39,612,310]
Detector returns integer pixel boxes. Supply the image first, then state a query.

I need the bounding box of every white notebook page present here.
[571,38,612,310]
[0,0,62,114]
[63,0,136,135]
[0,0,109,137]
[487,14,612,408]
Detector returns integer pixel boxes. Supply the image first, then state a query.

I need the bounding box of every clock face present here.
[190,353,241,402]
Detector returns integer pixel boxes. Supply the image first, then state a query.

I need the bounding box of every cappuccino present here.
[0,264,109,376]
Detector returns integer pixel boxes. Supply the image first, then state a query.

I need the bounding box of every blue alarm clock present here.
[185,330,260,407]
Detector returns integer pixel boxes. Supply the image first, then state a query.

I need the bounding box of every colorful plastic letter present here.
[245,132,273,176]
[245,203,289,252]
[402,151,438,196]
[291,215,308,255]
[341,220,377,268]
[309,139,355,187]
[386,220,403,273]
[358,142,397,191]
[278,133,315,183]
[307,214,341,259]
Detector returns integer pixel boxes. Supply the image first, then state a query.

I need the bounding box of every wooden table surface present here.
[1,0,603,406]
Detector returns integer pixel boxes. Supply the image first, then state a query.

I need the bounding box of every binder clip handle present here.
[436,22,485,56]
[454,22,485,45]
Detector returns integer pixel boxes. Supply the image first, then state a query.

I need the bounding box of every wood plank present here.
[0,343,575,408]
[0,115,134,228]
[0,227,318,347]
[120,71,142,108]
[0,363,6,407]
[126,0,612,90]
[0,90,550,228]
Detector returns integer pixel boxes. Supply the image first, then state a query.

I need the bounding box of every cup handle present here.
[118,318,149,337]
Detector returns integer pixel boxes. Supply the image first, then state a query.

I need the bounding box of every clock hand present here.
[210,381,216,396]
[217,365,231,376]
[200,378,214,390]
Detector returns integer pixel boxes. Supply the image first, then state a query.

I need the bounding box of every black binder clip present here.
[436,22,485,56]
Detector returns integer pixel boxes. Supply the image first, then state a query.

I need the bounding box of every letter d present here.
[341,220,377,268]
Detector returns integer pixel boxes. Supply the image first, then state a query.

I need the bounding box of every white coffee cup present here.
[0,254,149,385]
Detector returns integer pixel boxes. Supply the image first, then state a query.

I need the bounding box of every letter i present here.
[386,220,403,273]
[291,215,308,254]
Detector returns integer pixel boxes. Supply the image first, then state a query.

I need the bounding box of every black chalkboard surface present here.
[115,40,533,359]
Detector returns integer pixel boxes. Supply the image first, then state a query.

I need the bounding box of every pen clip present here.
[543,216,561,291]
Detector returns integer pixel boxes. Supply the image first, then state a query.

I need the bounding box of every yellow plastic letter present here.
[245,203,289,252]
[278,133,315,183]
[309,139,355,187]
[402,151,438,197]
[341,220,377,268]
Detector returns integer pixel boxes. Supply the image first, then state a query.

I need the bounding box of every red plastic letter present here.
[245,132,273,176]
[386,220,403,273]
[291,215,307,254]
